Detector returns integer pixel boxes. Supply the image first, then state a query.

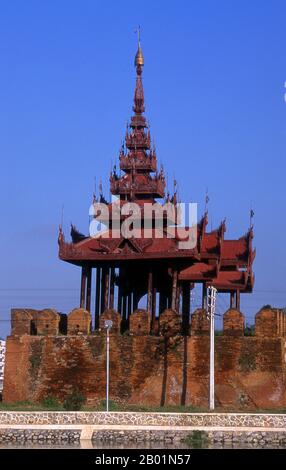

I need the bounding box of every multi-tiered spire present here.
[110,35,165,201]
[59,36,255,321]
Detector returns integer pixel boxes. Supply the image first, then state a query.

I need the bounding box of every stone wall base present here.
[92,429,286,445]
[0,427,286,446]
[0,429,80,443]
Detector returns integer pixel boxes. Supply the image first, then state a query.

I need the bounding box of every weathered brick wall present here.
[11,308,62,336]
[190,309,209,336]
[36,309,59,336]
[99,309,121,333]
[3,333,286,409]
[129,309,150,335]
[223,309,244,336]
[4,306,286,409]
[255,307,286,338]
[67,308,92,335]
[11,309,34,335]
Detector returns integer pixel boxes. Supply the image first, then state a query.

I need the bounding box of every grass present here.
[0,400,205,413]
[0,401,64,411]
[94,401,205,413]
[0,400,286,414]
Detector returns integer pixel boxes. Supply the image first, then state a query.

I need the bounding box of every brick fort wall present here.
[3,307,286,409]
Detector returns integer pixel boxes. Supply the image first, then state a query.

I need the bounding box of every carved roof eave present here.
[206,271,253,292]
[58,234,199,261]
[58,248,198,263]
[178,263,218,281]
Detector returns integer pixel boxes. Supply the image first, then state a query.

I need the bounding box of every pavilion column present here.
[117,268,122,314]
[202,283,207,310]
[167,292,172,309]
[159,291,167,314]
[151,287,157,332]
[176,285,181,313]
[127,292,132,318]
[117,283,122,314]
[100,267,106,313]
[133,291,139,311]
[104,268,110,311]
[171,268,178,311]
[109,268,115,309]
[230,291,235,309]
[147,268,153,312]
[80,266,87,308]
[85,267,92,312]
[122,294,127,323]
[182,282,191,335]
[235,290,241,310]
[95,267,101,329]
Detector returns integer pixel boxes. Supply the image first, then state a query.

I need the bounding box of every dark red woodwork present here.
[58,41,255,332]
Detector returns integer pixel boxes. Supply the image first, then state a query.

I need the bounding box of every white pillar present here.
[207,286,217,411]
[104,320,113,412]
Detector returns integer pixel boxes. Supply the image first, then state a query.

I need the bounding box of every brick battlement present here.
[10,306,286,338]
[3,306,286,409]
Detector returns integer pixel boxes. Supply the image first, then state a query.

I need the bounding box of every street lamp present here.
[104,320,113,412]
[207,286,217,411]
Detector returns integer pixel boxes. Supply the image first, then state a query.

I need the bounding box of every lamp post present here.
[104,320,113,412]
[207,286,217,411]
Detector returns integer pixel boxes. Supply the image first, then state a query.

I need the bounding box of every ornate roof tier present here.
[58,36,255,302]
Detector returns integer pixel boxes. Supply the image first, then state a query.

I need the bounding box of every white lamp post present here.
[104,320,113,412]
[207,286,217,411]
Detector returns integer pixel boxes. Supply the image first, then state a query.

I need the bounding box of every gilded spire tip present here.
[134,25,144,67]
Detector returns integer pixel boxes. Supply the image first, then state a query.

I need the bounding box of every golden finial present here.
[134,25,144,67]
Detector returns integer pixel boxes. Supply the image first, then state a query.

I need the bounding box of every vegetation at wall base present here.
[63,390,86,411]
[185,430,210,448]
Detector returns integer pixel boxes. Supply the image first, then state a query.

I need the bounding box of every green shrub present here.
[99,399,121,411]
[41,395,61,409]
[185,430,210,448]
[215,330,223,336]
[63,390,86,411]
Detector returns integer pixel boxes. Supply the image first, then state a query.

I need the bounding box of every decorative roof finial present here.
[250,206,254,229]
[134,26,144,67]
[205,188,210,214]
[133,26,145,114]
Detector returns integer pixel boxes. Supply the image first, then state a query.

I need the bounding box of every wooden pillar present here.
[109,268,115,309]
[104,268,110,312]
[159,291,167,314]
[147,268,153,312]
[80,266,87,308]
[171,269,178,310]
[85,267,92,312]
[151,287,157,331]
[235,290,240,310]
[122,295,127,322]
[230,291,235,309]
[117,286,122,315]
[117,268,122,314]
[176,285,181,313]
[167,292,172,309]
[182,282,191,335]
[95,267,101,329]
[127,292,132,318]
[202,283,207,310]
[133,291,139,311]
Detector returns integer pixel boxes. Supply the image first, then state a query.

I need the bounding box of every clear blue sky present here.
[0,0,285,337]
